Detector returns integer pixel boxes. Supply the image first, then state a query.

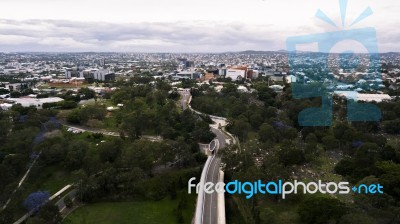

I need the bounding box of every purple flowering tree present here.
[23,191,50,212]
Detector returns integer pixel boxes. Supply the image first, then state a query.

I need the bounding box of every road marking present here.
[202,155,214,224]
[209,158,219,224]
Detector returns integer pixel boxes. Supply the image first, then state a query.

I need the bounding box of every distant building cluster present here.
[66,68,115,82]
[1,51,400,110]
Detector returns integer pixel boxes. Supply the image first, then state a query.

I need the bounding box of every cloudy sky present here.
[0,0,398,52]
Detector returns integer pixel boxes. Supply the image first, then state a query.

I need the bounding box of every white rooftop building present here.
[285,75,297,83]
[334,91,391,102]
[357,94,392,102]
[237,85,248,93]
[6,97,64,109]
[225,69,246,80]
[0,103,13,110]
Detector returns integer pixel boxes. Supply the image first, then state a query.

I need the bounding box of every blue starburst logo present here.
[316,0,373,29]
[286,0,382,126]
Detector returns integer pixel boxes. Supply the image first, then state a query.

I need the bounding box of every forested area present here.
[0,81,213,223]
[192,80,400,224]
[2,76,400,223]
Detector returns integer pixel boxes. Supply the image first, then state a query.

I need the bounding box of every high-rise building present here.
[65,68,83,78]
[82,69,115,82]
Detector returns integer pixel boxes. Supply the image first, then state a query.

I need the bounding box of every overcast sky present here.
[0,0,398,52]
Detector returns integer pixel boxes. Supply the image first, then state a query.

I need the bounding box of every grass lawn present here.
[23,165,73,195]
[102,116,118,131]
[64,195,196,224]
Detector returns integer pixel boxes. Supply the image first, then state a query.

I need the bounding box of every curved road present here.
[180,89,190,110]
[60,121,162,142]
[203,155,221,224]
[179,89,230,224]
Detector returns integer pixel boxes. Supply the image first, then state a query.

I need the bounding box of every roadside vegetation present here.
[2,76,400,224]
[0,80,213,223]
[192,79,400,224]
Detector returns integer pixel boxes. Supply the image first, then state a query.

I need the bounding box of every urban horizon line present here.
[1,50,398,54]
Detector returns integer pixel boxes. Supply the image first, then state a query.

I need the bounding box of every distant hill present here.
[236,50,286,54]
[233,50,400,55]
[236,49,320,54]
